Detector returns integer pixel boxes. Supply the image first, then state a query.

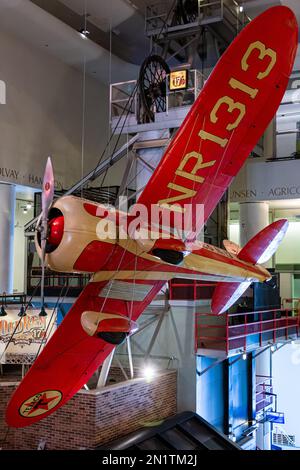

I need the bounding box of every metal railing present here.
[196,308,300,355]
[256,375,273,412]
[169,279,216,301]
[27,269,90,296]
[110,69,205,126]
[273,427,296,447]
[145,0,249,36]
[0,293,27,305]
[110,80,137,121]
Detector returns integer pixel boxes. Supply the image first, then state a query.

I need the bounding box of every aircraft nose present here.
[47,215,64,248]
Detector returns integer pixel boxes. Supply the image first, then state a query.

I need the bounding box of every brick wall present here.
[0,369,177,450]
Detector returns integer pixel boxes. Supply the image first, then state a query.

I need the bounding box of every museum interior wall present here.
[0,28,128,191]
[0,26,133,294]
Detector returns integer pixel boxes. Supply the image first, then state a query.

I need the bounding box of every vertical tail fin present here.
[211,220,288,314]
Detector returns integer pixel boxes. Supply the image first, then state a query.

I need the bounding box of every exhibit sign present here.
[230,159,300,202]
[265,411,285,424]
[0,165,63,190]
[0,310,56,364]
[169,70,188,91]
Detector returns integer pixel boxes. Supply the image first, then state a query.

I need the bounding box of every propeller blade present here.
[39,156,54,317]
[42,156,54,216]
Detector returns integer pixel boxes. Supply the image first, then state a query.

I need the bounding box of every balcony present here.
[110,70,205,134]
[196,308,299,358]
[168,280,300,357]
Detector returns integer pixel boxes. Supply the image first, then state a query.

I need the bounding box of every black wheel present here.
[152,249,184,265]
[97,332,127,345]
[139,55,170,122]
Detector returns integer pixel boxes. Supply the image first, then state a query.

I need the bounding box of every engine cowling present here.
[81,311,138,345]
[35,196,116,273]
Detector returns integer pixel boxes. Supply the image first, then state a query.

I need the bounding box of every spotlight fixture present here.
[242,352,247,360]
[23,208,28,214]
[270,344,276,352]
[79,28,90,39]
[0,305,7,317]
[39,306,47,317]
[0,295,7,317]
[18,305,26,317]
[239,5,244,13]
[26,202,32,210]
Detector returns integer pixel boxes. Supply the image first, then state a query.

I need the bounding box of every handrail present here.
[195,308,300,354]
[273,426,296,447]
[196,308,296,317]
[169,280,217,301]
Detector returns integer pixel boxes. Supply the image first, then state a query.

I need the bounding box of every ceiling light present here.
[239,5,244,12]
[26,202,32,210]
[23,208,28,214]
[242,352,247,360]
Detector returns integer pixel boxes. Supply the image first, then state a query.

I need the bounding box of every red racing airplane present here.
[6,6,298,427]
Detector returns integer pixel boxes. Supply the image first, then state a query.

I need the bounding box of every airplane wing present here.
[135,7,297,240]
[6,277,165,428]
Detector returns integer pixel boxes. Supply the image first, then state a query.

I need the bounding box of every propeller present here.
[38,157,55,317]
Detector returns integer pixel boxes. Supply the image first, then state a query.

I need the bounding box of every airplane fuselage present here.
[38,195,270,286]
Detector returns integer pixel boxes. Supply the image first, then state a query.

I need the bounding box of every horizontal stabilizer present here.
[211,220,288,314]
[211,281,252,315]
